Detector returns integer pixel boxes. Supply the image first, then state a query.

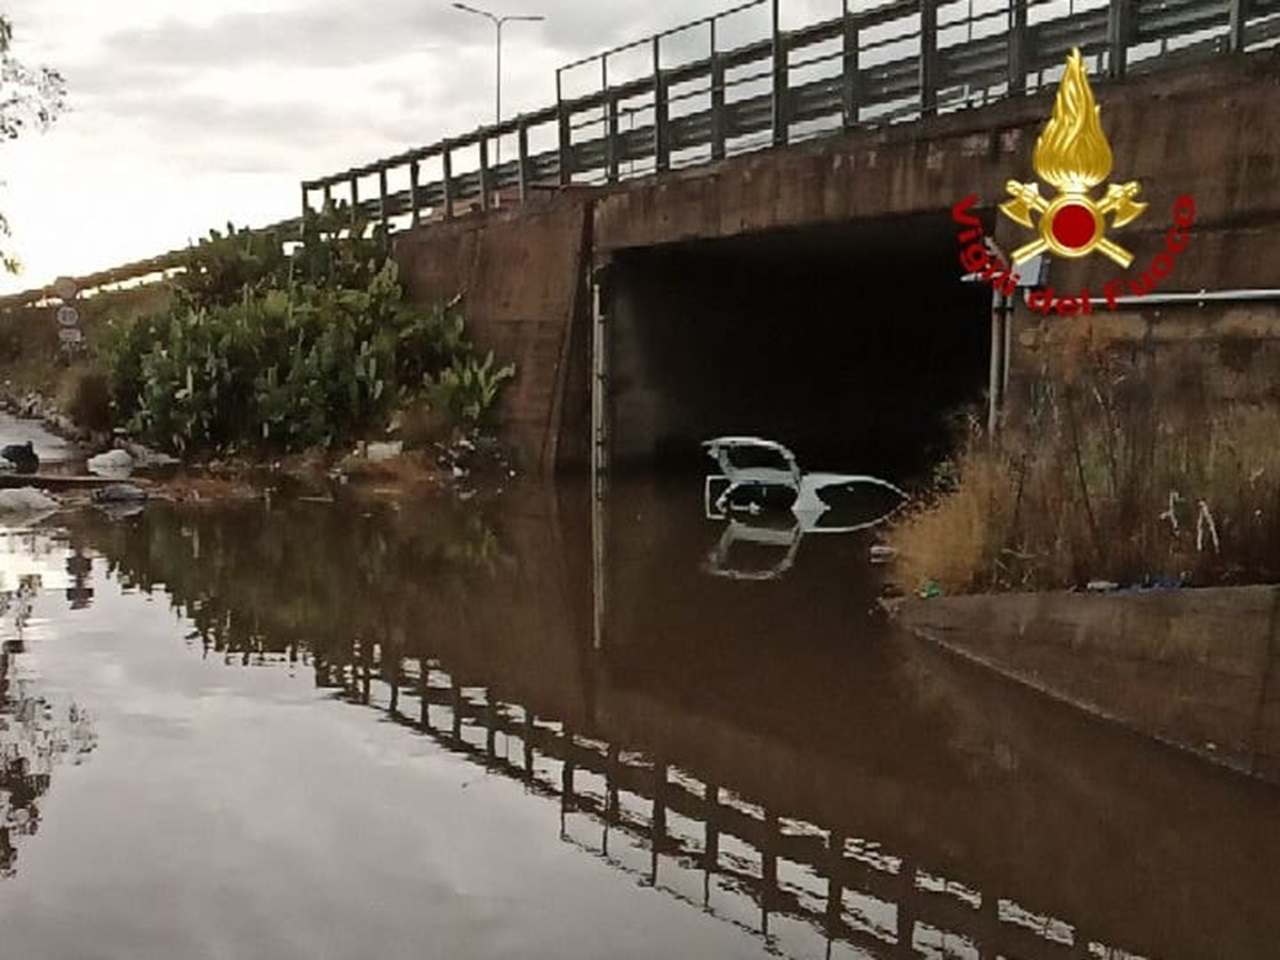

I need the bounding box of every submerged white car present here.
[702,436,908,532]
[700,437,909,581]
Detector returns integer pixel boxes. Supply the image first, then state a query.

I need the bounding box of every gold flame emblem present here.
[1000,48,1146,267]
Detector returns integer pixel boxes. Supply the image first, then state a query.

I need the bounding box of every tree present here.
[1,14,66,273]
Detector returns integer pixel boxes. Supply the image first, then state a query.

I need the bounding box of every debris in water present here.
[0,487,59,513]
[90,483,149,504]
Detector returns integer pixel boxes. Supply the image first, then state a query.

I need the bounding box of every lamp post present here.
[452,3,545,168]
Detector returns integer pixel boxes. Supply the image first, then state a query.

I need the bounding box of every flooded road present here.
[0,473,1276,959]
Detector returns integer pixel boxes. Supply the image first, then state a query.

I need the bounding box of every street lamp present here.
[452,3,545,168]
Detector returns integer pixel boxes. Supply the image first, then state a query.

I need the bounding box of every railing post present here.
[348,174,360,232]
[650,761,668,885]
[919,0,938,118]
[602,54,620,182]
[561,730,576,815]
[761,808,778,934]
[606,92,621,180]
[1109,0,1135,78]
[479,136,492,210]
[771,0,789,146]
[710,54,727,159]
[300,183,310,223]
[1228,0,1248,52]
[377,165,389,235]
[841,0,860,128]
[442,143,455,220]
[322,182,333,215]
[1008,0,1029,94]
[418,662,430,732]
[517,120,531,203]
[710,17,727,160]
[556,69,573,186]
[451,676,463,742]
[409,160,421,228]
[485,690,497,762]
[824,831,846,947]
[702,782,720,905]
[653,37,670,172]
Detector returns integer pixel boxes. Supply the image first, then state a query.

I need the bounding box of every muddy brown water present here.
[0,469,1275,960]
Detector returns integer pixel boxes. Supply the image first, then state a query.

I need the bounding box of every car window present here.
[722,445,793,474]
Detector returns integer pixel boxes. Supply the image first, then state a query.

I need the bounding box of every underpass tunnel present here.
[605,211,993,481]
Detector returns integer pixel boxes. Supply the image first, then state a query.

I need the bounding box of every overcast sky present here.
[0,0,848,294]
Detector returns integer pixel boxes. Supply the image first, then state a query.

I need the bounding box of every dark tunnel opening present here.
[606,211,993,482]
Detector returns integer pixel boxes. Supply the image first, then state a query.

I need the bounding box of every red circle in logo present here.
[1050,203,1097,250]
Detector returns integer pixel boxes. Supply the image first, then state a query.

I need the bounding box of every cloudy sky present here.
[0,0,846,295]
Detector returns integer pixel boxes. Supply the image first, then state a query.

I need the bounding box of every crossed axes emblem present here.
[999,179,1147,269]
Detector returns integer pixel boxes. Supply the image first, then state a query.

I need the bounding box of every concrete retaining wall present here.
[392,192,593,474]
[894,586,1280,784]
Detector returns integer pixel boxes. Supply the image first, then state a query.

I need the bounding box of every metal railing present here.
[3,0,1279,310]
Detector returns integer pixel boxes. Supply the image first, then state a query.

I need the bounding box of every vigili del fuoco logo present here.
[952,47,1195,315]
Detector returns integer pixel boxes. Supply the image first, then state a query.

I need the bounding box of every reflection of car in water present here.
[701,437,909,581]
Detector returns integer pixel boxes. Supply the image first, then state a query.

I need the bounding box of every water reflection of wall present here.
[0,531,98,879]
[73,488,1280,960]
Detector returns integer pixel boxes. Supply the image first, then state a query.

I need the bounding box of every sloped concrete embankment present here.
[893,587,1280,785]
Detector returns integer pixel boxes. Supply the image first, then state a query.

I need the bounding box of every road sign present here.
[55,305,79,327]
[53,276,78,301]
[57,327,82,345]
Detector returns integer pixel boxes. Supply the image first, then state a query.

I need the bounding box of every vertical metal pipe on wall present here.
[988,291,1005,438]
[590,266,610,652]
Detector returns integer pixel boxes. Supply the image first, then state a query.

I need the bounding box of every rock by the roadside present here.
[0,487,59,513]
[90,483,149,504]
[121,441,180,468]
[94,501,146,520]
[87,449,135,477]
[366,441,403,463]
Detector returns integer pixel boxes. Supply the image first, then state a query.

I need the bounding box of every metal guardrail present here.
[4,0,1280,311]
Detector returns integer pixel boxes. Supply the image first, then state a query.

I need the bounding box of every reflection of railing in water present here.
[314,649,1146,960]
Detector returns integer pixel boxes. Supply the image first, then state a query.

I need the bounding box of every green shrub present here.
[101,205,514,455]
[423,351,516,433]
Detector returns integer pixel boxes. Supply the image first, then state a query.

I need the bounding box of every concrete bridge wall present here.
[391,49,1280,474]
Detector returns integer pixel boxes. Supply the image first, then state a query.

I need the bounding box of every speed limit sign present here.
[56,305,79,327]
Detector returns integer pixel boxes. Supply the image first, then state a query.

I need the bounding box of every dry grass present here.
[58,364,112,432]
[891,443,1016,595]
[888,351,1280,595]
[153,474,260,503]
